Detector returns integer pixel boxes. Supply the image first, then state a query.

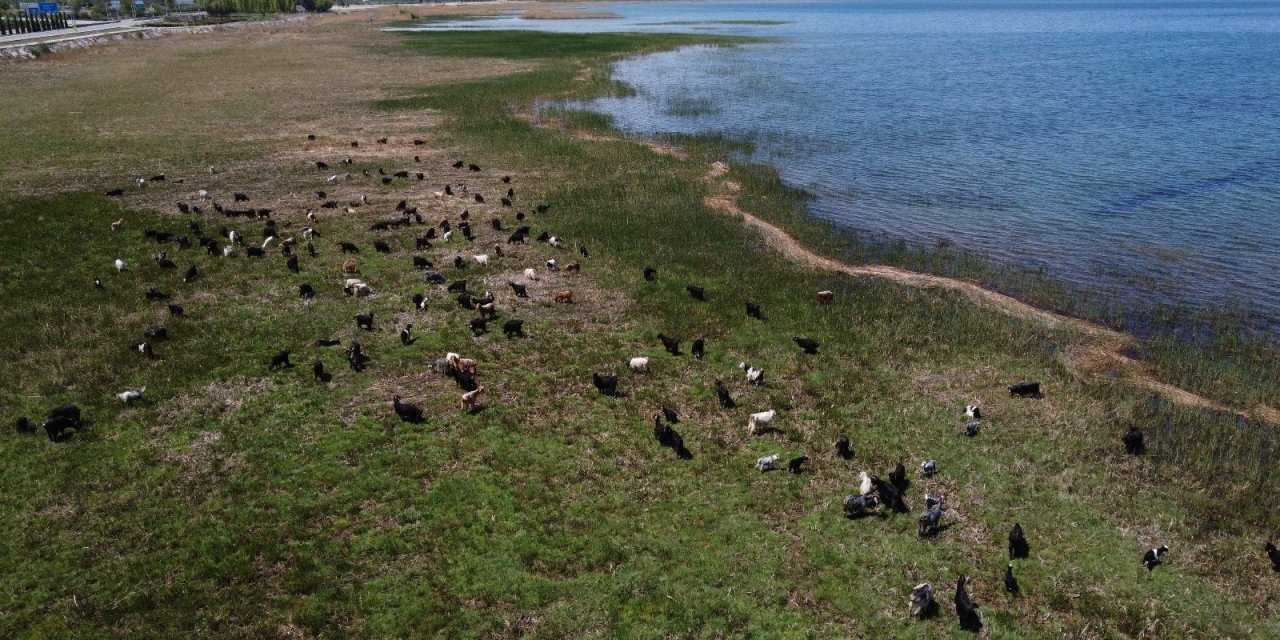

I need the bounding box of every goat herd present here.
[13,134,1280,633]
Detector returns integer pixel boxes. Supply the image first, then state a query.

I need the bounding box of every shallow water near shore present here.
[401,0,1280,328]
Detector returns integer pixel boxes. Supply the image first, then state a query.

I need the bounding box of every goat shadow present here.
[751,426,783,437]
[463,405,489,416]
[913,599,940,620]
[674,446,693,460]
[1010,542,1031,559]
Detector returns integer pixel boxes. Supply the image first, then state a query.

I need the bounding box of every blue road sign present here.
[38,2,59,13]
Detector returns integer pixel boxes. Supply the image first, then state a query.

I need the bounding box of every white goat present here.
[116,387,145,403]
[545,259,559,272]
[628,357,650,373]
[747,409,776,436]
[524,267,538,281]
[326,174,338,184]
[114,258,128,272]
[755,454,780,472]
[223,245,237,257]
[262,236,277,250]
[473,254,490,265]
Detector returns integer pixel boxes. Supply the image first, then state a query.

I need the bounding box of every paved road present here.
[0,18,156,46]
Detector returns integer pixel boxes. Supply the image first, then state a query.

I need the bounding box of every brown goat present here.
[817,290,835,304]
[554,290,573,304]
[342,259,358,274]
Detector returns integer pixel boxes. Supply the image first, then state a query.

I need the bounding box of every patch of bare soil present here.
[703,171,1280,425]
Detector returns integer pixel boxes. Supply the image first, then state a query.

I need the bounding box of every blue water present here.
[398,1,1280,325]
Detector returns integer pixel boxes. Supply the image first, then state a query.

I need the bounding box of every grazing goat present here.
[565,261,580,273]
[788,456,808,474]
[691,338,705,360]
[509,282,528,298]
[746,302,764,319]
[1004,564,1020,595]
[115,258,128,272]
[873,476,908,513]
[1265,541,1280,572]
[502,319,525,338]
[954,576,982,632]
[714,379,735,408]
[134,342,155,358]
[739,362,764,385]
[393,394,424,423]
[168,304,184,317]
[592,373,618,396]
[400,323,414,346]
[1143,545,1169,571]
[910,583,936,619]
[793,336,820,354]
[858,471,873,496]
[524,267,538,281]
[246,247,265,259]
[1122,426,1144,455]
[918,494,945,536]
[460,386,485,413]
[185,265,200,282]
[545,259,559,272]
[835,436,852,460]
[342,259,358,274]
[843,493,878,517]
[965,404,981,420]
[652,414,683,452]
[963,420,980,437]
[373,241,391,253]
[144,327,168,340]
[1009,380,1041,397]
[755,454,780,472]
[657,333,680,356]
[354,312,375,331]
[316,338,341,347]
[234,192,249,202]
[106,188,124,197]
[447,280,468,293]
[643,266,657,281]
[312,360,330,382]
[629,357,650,373]
[921,459,938,476]
[111,218,125,231]
[43,415,84,442]
[468,317,488,336]
[269,350,292,370]
[116,387,145,403]
[412,293,427,311]
[15,416,35,434]
[553,290,573,304]
[747,409,776,436]
[473,254,490,266]
[286,255,299,273]
[478,302,497,319]
[145,288,170,301]
[816,290,835,304]
[686,285,705,301]
[1009,523,1030,559]
[340,242,360,254]
[425,271,446,284]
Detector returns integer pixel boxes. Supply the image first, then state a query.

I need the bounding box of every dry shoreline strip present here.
[697,163,1280,426]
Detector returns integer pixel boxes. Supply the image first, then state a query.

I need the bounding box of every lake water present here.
[400,1,1280,327]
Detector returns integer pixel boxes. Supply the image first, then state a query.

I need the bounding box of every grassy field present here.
[1,6,1277,638]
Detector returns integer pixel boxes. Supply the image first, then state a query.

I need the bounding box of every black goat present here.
[657,333,680,356]
[746,302,764,320]
[168,303,184,317]
[889,458,907,488]
[691,338,705,360]
[954,576,982,633]
[835,436,852,460]
[592,373,618,396]
[468,317,488,336]
[793,336,820,354]
[340,242,360,254]
[1009,380,1041,397]
[299,283,315,299]
[412,293,426,311]
[686,285,705,301]
[246,247,265,259]
[287,255,299,273]
[145,288,170,301]
[873,476,908,513]
[660,406,679,424]
[43,415,84,442]
[347,341,367,372]
[502,319,525,338]
[509,282,528,298]
[234,192,249,202]
[374,240,391,253]
[1265,541,1280,572]
[393,394,425,423]
[312,360,330,382]
[714,379,735,409]
[1004,564,1020,595]
[413,256,431,269]
[184,265,199,282]
[354,312,375,331]
[425,271,446,284]
[1122,426,1144,455]
[144,327,168,340]
[400,323,414,346]
[788,456,809,474]
[269,350,292,370]
[1009,523,1030,559]
[447,280,468,293]
[918,494,945,535]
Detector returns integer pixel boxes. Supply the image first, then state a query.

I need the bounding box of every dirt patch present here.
[703,171,1280,425]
